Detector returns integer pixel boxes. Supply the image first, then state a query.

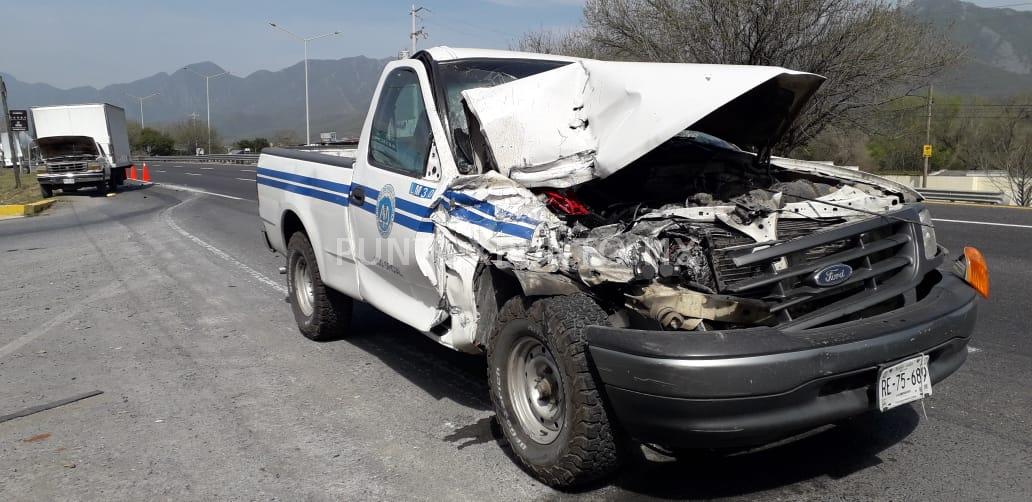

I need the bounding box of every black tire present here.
[40,184,53,198]
[286,232,352,341]
[95,181,108,194]
[487,293,621,488]
[108,173,119,192]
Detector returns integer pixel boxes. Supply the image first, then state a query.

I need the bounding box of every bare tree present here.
[516,0,960,154]
[977,109,1032,206]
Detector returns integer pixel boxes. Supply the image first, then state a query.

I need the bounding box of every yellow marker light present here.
[962,247,989,299]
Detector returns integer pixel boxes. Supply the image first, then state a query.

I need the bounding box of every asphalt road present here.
[1,165,1029,500]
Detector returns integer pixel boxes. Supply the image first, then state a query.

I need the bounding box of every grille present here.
[47,162,87,173]
[708,210,919,331]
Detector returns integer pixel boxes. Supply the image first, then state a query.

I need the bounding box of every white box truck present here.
[1,133,22,168]
[30,103,131,197]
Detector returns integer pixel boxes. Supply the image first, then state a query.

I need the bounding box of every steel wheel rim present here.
[507,336,564,445]
[293,256,315,317]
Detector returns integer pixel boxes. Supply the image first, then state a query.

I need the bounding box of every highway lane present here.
[143,160,258,200]
[1,178,1029,499]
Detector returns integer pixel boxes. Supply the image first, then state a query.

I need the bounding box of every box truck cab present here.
[30,103,131,197]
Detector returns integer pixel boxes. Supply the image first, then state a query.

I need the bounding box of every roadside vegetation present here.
[517,0,1032,203]
[0,171,41,205]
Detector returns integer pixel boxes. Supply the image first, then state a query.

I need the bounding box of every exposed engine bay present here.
[433,130,913,333]
[426,57,923,339]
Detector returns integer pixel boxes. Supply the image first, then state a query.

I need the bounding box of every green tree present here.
[169,118,223,154]
[235,137,271,152]
[132,127,176,156]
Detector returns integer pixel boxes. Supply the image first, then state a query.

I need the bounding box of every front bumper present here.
[587,273,978,448]
[38,172,105,185]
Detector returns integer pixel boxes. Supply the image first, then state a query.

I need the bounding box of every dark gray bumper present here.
[38,172,105,185]
[586,273,978,448]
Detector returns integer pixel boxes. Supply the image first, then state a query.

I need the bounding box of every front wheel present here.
[40,184,53,198]
[487,294,622,488]
[286,232,352,341]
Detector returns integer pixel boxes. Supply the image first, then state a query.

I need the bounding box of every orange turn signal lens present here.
[963,247,989,299]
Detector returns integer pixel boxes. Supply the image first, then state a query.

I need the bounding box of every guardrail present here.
[135,154,259,165]
[916,188,1006,205]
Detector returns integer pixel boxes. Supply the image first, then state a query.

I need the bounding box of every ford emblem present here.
[811,264,853,287]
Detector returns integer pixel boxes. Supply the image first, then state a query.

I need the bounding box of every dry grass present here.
[0,171,42,205]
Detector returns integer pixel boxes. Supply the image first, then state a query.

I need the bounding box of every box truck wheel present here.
[487,293,622,488]
[286,232,352,341]
[40,184,53,198]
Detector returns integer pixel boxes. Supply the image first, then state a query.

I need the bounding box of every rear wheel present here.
[286,232,352,341]
[488,293,622,488]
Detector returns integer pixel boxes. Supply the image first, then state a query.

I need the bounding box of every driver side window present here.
[368,68,432,177]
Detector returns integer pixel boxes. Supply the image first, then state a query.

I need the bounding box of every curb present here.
[0,199,56,217]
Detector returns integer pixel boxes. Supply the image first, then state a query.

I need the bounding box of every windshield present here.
[437,58,570,172]
[35,136,98,160]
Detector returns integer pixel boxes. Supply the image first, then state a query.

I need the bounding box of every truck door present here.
[349,62,448,332]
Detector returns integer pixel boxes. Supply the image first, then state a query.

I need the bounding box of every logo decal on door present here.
[376,184,396,238]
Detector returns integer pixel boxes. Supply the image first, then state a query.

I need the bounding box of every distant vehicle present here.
[1,134,24,168]
[30,103,131,197]
[257,47,985,488]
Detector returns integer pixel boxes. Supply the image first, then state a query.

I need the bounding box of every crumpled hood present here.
[461,60,824,188]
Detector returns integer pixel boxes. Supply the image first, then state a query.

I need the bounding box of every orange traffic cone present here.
[128,164,138,181]
[141,163,151,182]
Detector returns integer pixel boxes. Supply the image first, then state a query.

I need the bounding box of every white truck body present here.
[256,47,978,487]
[30,103,131,193]
[258,47,912,353]
[1,134,23,167]
[31,103,131,168]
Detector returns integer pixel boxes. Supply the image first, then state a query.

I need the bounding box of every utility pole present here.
[128,92,160,128]
[268,23,342,146]
[183,67,229,154]
[410,5,428,53]
[1,76,21,188]
[922,84,933,189]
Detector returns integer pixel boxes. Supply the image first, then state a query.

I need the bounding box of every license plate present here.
[62,178,74,184]
[877,355,932,411]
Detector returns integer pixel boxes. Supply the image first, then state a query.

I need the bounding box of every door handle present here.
[349,186,365,206]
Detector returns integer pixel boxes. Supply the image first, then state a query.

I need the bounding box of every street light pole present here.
[127,92,160,128]
[183,67,228,154]
[268,22,341,145]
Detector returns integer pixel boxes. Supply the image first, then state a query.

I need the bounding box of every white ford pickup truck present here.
[257,47,986,487]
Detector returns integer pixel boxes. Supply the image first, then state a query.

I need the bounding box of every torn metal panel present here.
[461,60,824,187]
[431,171,566,272]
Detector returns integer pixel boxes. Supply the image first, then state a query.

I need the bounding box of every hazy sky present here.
[1,0,1026,89]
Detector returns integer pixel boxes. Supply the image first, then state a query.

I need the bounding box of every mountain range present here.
[2,0,1030,141]
[1,58,389,142]
[911,0,1032,96]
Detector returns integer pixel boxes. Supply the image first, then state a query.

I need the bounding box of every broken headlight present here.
[918,209,937,259]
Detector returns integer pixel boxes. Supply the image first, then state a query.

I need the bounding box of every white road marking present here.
[236,178,254,182]
[201,167,214,170]
[933,218,1032,229]
[156,170,166,173]
[162,197,286,294]
[967,346,982,354]
[239,169,255,172]
[173,165,183,168]
[185,173,201,176]
[155,183,245,201]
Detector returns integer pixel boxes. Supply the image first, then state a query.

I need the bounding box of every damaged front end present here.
[428,57,929,340]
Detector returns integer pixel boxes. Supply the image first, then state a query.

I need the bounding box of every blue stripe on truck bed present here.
[256,167,351,194]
